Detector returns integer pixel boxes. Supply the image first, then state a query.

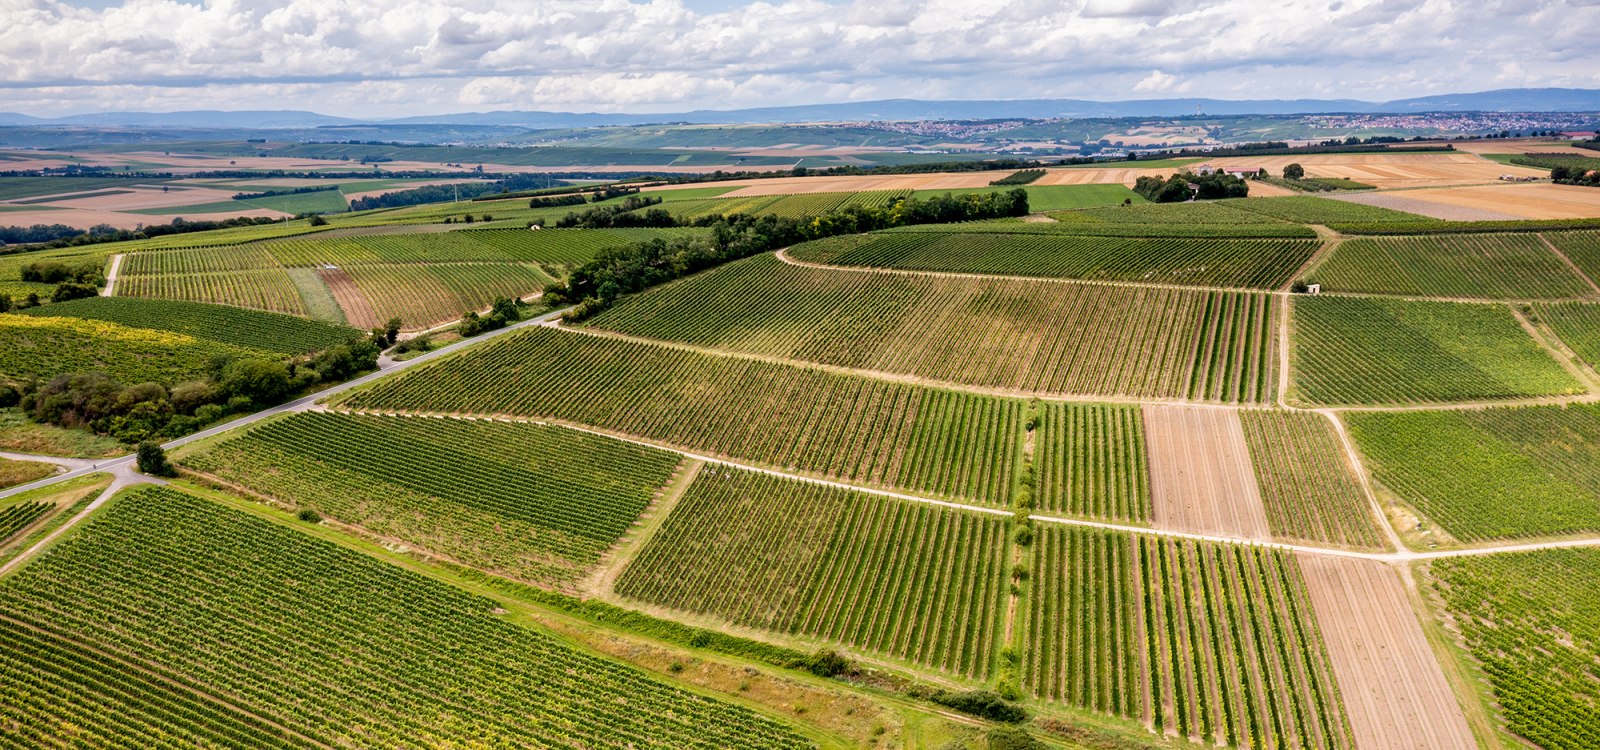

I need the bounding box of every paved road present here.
[0,307,565,502]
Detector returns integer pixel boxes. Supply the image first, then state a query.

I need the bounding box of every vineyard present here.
[340,327,1024,505]
[661,190,912,220]
[0,500,50,542]
[1538,300,1600,368]
[0,314,269,385]
[615,467,1010,678]
[1308,233,1594,299]
[1290,296,1581,405]
[181,411,682,588]
[0,486,814,749]
[785,229,1320,288]
[1545,230,1600,283]
[1238,411,1385,550]
[1024,527,1349,748]
[1431,549,1600,749]
[117,267,310,316]
[1222,196,1428,225]
[342,262,552,329]
[1347,405,1600,542]
[19,296,360,355]
[586,254,1278,403]
[1031,403,1151,521]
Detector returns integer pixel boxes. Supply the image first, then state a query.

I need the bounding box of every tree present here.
[0,294,11,313]
[1283,163,1306,180]
[218,359,294,406]
[52,282,98,303]
[384,318,403,344]
[136,441,176,477]
[308,214,328,226]
[23,292,39,308]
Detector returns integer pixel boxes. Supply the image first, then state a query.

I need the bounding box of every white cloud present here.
[0,0,1596,116]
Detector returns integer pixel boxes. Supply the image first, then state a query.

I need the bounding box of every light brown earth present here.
[1142,405,1272,541]
[1328,191,1524,221]
[44,185,242,211]
[1351,182,1600,220]
[317,267,381,329]
[1208,152,1547,188]
[1450,137,1595,155]
[0,206,286,229]
[1296,555,1476,750]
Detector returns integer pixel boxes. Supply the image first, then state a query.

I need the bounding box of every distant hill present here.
[4,88,1599,130]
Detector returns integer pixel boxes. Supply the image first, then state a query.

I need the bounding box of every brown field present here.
[1449,137,1596,155]
[1241,180,1301,198]
[0,206,286,229]
[1328,191,1524,221]
[1142,405,1272,541]
[1297,555,1476,749]
[1345,182,1600,220]
[1208,152,1546,188]
[318,267,380,329]
[44,185,243,211]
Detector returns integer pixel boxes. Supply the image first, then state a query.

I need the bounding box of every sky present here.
[2,0,1599,118]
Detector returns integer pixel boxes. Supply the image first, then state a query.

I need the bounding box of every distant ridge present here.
[4,88,1600,129]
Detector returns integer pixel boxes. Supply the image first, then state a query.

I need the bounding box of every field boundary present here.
[1538,233,1600,295]
[585,457,704,598]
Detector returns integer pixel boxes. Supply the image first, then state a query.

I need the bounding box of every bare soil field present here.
[1030,167,1182,186]
[1209,152,1546,188]
[317,267,380,329]
[1142,405,1272,541]
[1450,138,1596,155]
[1347,182,1600,220]
[0,206,285,229]
[1297,555,1476,750]
[46,185,243,211]
[1241,180,1301,197]
[1329,191,1524,221]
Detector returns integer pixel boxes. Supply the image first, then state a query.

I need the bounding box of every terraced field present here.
[1309,233,1594,299]
[1024,527,1348,748]
[1431,549,1600,749]
[1290,295,1582,405]
[340,326,1023,505]
[586,254,1278,403]
[1239,411,1385,550]
[1348,405,1600,542]
[1032,403,1151,521]
[181,411,682,588]
[616,467,1010,678]
[19,296,359,354]
[787,230,1319,288]
[0,486,813,749]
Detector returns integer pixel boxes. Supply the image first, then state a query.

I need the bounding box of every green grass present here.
[0,457,55,491]
[0,409,125,458]
[339,326,1024,506]
[1348,405,1600,542]
[616,466,1009,678]
[0,176,176,201]
[0,485,814,749]
[181,411,681,589]
[1309,234,1594,300]
[18,296,359,354]
[1291,296,1582,405]
[1431,549,1600,749]
[587,253,1278,403]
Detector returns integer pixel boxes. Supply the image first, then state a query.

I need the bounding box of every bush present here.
[296,508,322,523]
[988,727,1045,750]
[51,282,99,303]
[797,649,851,678]
[135,441,176,477]
[929,690,1028,723]
[218,359,293,406]
[1284,163,1306,180]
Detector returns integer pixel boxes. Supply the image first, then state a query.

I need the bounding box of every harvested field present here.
[1142,406,1271,541]
[45,185,241,211]
[318,267,380,329]
[0,206,285,230]
[1296,555,1475,750]
[1328,192,1522,222]
[1209,152,1546,189]
[1350,183,1600,221]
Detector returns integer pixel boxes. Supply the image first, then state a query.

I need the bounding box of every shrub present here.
[988,727,1045,750]
[135,441,176,477]
[929,689,1028,723]
[51,282,99,303]
[296,508,322,523]
[218,359,293,406]
[796,649,851,678]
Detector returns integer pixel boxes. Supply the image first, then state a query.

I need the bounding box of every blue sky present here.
[7,0,1600,117]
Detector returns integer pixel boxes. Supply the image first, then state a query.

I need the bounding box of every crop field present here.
[1290,296,1581,405]
[0,500,51,541]
[0,314,268,385]
[1347,405,1600,542]
[117,267,309,316]
[19,296,359,354]
[1545,230,1600,282]
[343,263,552,328]
[786,229,1320,288]
[1024,527,1348,748]
[615,467,1009,678]
[909,184,1145,211]
[1431,549,1600,749]
[1222,196,1429,225]
[341,327,1023,505]
[1538,300,1600,368]
[0,486,813,749]
[586,254,1278,403]
[181,411,681,588]
[1309,233,1594,299]
[1032,403,1150,521]
[1143,407,1272,541]
[1238,411,1385,549]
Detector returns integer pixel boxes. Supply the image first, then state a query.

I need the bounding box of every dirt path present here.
[101,254,123,297]
[1296,555,1476,749]
[1142,405,1273,541]
[1538,233,1600,295]
[317,267,380,329]
[1317,411,1406,554]
[583,458,704,598]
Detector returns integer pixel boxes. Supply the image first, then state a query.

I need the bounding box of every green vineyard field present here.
[786,229,1319,288]
[616,467,1010,678]
[587,254,1278,403]
[0,486,812,749]
[1239,411,1385,550]
[340,327,1023,505]
[0,500,50,542]
[1544,231,1600,282]
[1538,301,1600,369]
[1032,403,1151,521]
[1025,527,1349,748]
[1432,549,1600,749]
[1291,296,1581,405]
[20,296,360,354]
[181,411,682,588]
[117,267,309,316]
[1223,196,1428,225]
[1310,233,1593,299]
[1348,405,1600,542]
[0,314,270,385]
